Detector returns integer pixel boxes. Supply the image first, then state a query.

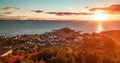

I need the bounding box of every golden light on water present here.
[96,22,103,33]
[92,10,109,33]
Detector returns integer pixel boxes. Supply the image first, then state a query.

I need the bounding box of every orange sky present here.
[0,0,120,21]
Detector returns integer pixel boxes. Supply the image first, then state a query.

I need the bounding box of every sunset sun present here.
[92,9,109,21]
[93,13,108,21]
[92,13,109,21]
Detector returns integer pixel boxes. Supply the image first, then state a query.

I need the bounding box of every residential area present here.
[0,28,120,63]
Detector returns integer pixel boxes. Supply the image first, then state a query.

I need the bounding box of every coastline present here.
[1,27,120,63]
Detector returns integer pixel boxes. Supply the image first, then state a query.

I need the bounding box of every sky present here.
[0,0,120,20]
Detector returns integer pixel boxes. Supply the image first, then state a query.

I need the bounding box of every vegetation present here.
[15,45,120,63]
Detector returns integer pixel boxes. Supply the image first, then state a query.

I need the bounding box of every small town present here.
[0,27,120,63]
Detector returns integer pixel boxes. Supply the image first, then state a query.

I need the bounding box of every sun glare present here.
[94,10,104,13]
[93,13,109,21]
[92,9,109,21]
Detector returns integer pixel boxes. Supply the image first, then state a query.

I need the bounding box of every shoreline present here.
[0,27,120,37]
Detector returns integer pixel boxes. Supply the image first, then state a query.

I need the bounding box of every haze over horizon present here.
[0,0,120,21]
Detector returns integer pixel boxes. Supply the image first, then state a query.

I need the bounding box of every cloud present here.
[0,7,20,10]
[31,10,43,13]
[0,12,13,14]
[84,6,89,8]
[90,4,120,14]
[47,12,77,16]
[4,12,13,14]
[30,9,93,16]
[0,15,5,16]
[47,12,93,16]
[0,15,45,20]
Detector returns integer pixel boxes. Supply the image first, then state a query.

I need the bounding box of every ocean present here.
[0,20,120,36]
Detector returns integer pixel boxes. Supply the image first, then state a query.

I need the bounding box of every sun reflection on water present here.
[96,22,103,33]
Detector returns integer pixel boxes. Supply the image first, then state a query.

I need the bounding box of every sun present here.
[92,13,109,21]
[92,10,109,21]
